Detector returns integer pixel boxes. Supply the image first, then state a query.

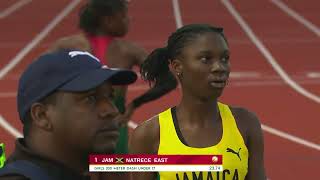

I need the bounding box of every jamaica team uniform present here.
[158,102,249,180]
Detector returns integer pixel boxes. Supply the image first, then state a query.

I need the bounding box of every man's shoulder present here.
[0,159,52,180]
[0,174,29,180]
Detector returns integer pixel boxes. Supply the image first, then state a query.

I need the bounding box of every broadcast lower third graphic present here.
[89,154,223,172]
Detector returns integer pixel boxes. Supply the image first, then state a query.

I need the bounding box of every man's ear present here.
[30,103,53,131]
[171,59,183,76]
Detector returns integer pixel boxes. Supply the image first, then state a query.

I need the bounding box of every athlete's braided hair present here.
[132,24,228,108]
[79,0,127,34]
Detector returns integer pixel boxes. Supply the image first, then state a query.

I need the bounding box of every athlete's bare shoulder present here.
[230,106,261,138]
[229,106,262,143]
[109,39,147,66]
[229,106,266,179]
[129,115,160,154]
[110,39,142,51]
[230,106,261,126]
[48,33,91,52]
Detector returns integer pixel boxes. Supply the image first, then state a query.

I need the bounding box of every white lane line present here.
[221,0,320,104]
[170,0,320,152]
[3,71,320,80]
[2,74,320,98]
[0,0,81,140]
[0,115,22,138]
[230,72,260,78]
[262,124,320,151]
[171,0,183,28]
[128,120,320,151]
[270,0,320,37]
[307,72,320,78]
[0,0,32,19]
[128,121,138,129]
[0,0,82,80]
[4,110,319,152]
[0,71,262,81]
[0,92,16,98]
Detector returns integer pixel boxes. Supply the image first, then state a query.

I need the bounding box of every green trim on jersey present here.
[113,94,128,154]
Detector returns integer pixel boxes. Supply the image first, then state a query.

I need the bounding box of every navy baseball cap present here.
[17,50,137,122]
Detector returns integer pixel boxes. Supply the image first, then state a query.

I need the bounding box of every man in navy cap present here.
[0,50,137,180]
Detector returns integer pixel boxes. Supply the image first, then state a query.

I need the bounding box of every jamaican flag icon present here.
[115,157,124,164]
[0,143,5,168]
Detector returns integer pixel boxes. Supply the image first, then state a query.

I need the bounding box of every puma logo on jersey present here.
[68,51,100,62]
[226,148,241,161]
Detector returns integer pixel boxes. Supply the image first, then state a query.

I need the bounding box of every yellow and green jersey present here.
[157,102,249,180]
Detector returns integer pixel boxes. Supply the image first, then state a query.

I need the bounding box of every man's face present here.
[50,81,120,154]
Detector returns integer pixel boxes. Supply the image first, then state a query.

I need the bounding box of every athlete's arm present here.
[47,34,91,53]
[108,40,147,68]
[129,116,160,180]
[118,69,177,128]
[127,42,147,66]
[245,110,266,180]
